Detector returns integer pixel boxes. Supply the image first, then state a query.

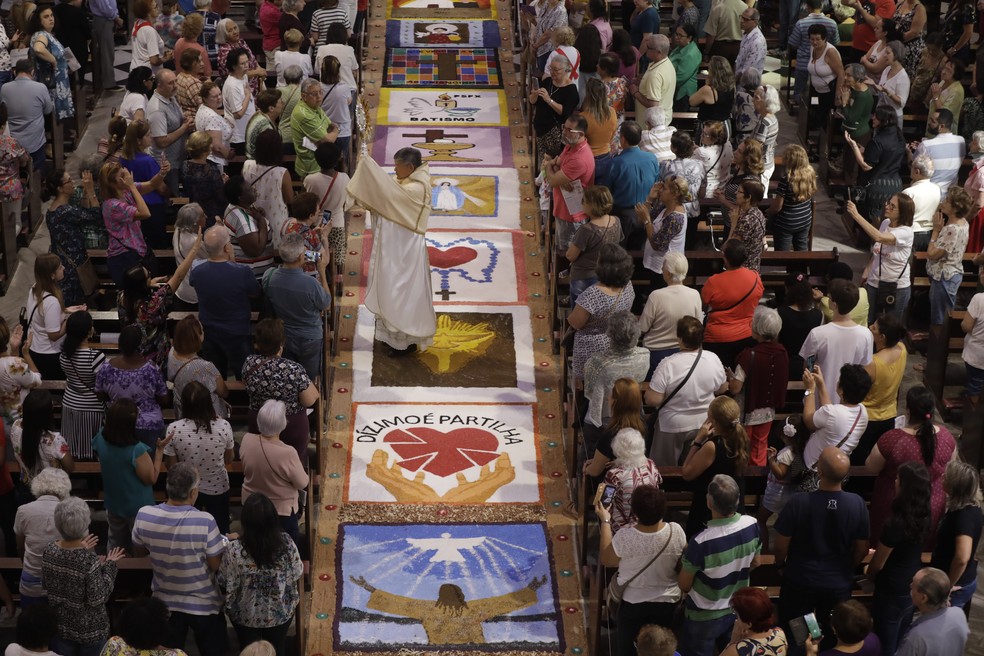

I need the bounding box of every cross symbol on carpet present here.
[435,288,457,300]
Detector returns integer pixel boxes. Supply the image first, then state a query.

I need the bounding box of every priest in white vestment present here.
[347,147,436,352]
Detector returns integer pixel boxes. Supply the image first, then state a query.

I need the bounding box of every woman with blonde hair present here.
[768,144,817,251]
[681,396,749,536]
[182,131,227,226]
[581,79,617,177]
[118,120,170,249]
[695,120,733,199]
[601,428,663,532]
[565,185,622,307]
[26,254,84,380]
[173,12,212,78]
[717,138,764,210]
[637,176,688,287]
[930,460,983,611]
[585,378,646,476]
[690,56,735,141]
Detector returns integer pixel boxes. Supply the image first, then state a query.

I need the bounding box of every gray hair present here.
[644,106,665,129]
[738,68,761,91]
[886,40,904,62]
[165,462,200,501]
[300,78,322,94]
[760,84,781,115]
[215,18,237,44]
[747,8,760,21]
[53,496,91,541]
[257,399,288,436]
[650,34,670,56]
[914,568,952,610]
[193,0,211,9]
[279,232,306,264]
[707,474,740,516]
[394,147,423,169]
[175,202,204,232]
[284,64,305,85]
[611,428,648,469]
[607,311,642,352]
[30,468,72,500]
[550,57,572,72]
[662,251,688,283]
[79,153,105,179]
[972,130,984,153]
[282,0,304,12]
[751,306,782,341]
[845,63,866,82]
[911,153,935,178]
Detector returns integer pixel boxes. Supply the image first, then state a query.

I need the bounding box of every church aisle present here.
[305,1,587,653]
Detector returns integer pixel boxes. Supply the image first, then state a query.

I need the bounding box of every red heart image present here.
[384,427,500,477]
[428,246,478,269]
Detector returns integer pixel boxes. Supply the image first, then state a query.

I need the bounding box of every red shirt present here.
[701,267,764,343]
[852,0,895,52]
[553,140,595,223]
[259,1,282,52]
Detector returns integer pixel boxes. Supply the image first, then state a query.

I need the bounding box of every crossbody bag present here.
[798,406,864,492]
[606,524,675,616]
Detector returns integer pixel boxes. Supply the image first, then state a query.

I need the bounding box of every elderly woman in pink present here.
[216,19,265,95]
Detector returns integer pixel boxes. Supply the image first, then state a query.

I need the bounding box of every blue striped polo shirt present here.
[681,513,761,620]
[132,503,226,616]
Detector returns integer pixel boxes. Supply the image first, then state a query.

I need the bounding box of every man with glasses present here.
[291,78,340,178]
[631,34,675,127]
[702,0,745,62]
[734,9,766,82]
[542,114,595,251]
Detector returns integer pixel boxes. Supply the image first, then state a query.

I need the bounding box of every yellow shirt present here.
[862,347,907,420]
[819,287,870,327]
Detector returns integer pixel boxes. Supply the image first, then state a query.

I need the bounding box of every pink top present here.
[259,1,283,52]
[239,433,309,516]
[869,426,957,547]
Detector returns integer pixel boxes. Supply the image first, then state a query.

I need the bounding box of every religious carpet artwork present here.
[361,230,525,304]
[352,305,537,403]
[387,0,498,20]
[377,89,509,127]
[385,20,503,48]
[371,167,520,229]
[371,126,514,168]
[384,48,502,88]
[345,403,542,503]
[335,523,563,650]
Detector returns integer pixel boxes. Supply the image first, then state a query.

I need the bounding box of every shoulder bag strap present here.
[621,525,675,588]
[26,293,54,334]
[257,437,299,489]
[835,407,865,450]
[318,172,339,210]
[169,356,200,383]
[248,165,278,189]
[658,350,702,412]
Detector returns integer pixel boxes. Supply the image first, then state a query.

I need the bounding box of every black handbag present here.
[874,245,909,309]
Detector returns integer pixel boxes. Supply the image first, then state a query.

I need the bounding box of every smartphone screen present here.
[803,612,822,640]
[600,484,617,508]
[805,355,817,373]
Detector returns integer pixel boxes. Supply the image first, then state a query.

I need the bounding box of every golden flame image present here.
[417,315,496,373]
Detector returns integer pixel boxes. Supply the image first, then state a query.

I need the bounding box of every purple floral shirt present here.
[94,362,168,429]
[103,192,147,257]
[0,135,26,202]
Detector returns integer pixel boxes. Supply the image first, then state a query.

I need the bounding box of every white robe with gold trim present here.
[347,157,436,350]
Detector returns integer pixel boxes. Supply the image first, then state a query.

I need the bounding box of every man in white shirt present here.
[799,280,873,405]
[912,108,966,194]
[631,34,676,127]
[645,316,728,466]
[901,154,941,252]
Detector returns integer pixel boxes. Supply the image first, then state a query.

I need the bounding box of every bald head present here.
[818,447,850,484]
[203,225,231,259]
[156,69,177,97]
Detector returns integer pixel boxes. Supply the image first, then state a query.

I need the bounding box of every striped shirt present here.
[311,7,350,46]
[59,349,105,413]
[915,133,966,194]
[132,503,226,616]
[772,176,813,235]
[681,513,761,620]
[222,205,275,277]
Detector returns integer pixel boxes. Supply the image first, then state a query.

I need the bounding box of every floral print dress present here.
[0,134,26,203]
[30,31,74,120]
[47,203,102,305]
[893,1,924,78]
[218,534,303,628]
[572,283,636,380]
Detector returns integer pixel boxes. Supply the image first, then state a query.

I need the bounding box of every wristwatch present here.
[601,519,611,524]
[803,390,813,398]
